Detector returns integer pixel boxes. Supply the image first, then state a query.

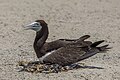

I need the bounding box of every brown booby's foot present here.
[51,64,62,73]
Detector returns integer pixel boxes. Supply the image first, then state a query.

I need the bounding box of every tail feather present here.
[91,40,105,47]
[78,44,110,61]
[97,44,111,51]
[78,40,111,62]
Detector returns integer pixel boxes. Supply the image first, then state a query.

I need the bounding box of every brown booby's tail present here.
[78,40,111,61]
[90,40,111,51]
[97,45,111,51]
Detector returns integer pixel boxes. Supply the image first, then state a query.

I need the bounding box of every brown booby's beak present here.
[24,24,33,30]
[24,22,42,31]
[24,22,37,30]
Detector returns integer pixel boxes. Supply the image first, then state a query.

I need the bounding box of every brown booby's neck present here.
[34,25,49,58]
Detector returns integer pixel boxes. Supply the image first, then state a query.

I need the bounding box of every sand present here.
[0,0,120,80]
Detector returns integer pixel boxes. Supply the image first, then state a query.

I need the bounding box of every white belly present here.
[39,50,55,63]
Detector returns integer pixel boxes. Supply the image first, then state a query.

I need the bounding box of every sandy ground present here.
[0,0,120,80]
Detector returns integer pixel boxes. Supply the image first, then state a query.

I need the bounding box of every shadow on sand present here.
[74,65,104,70]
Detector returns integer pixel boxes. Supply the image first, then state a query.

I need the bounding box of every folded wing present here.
[42,40,109,66]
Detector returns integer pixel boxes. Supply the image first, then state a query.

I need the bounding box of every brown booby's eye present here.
[36,23,39,25]
[33,23,40,27]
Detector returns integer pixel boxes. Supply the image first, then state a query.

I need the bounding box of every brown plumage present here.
[25,20,109,66]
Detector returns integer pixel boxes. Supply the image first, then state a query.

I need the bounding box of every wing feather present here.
[43,46,87,66]
[42,40,109,66]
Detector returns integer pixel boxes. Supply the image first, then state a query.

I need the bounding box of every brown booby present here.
[25,20,109,69]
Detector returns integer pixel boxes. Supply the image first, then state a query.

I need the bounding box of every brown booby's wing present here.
[59,35,90,42]
[42,46,87,66]
[42,40,109,66]
[41,35,92,54]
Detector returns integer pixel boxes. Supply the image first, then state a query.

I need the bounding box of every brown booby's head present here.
[25,20,47,32]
